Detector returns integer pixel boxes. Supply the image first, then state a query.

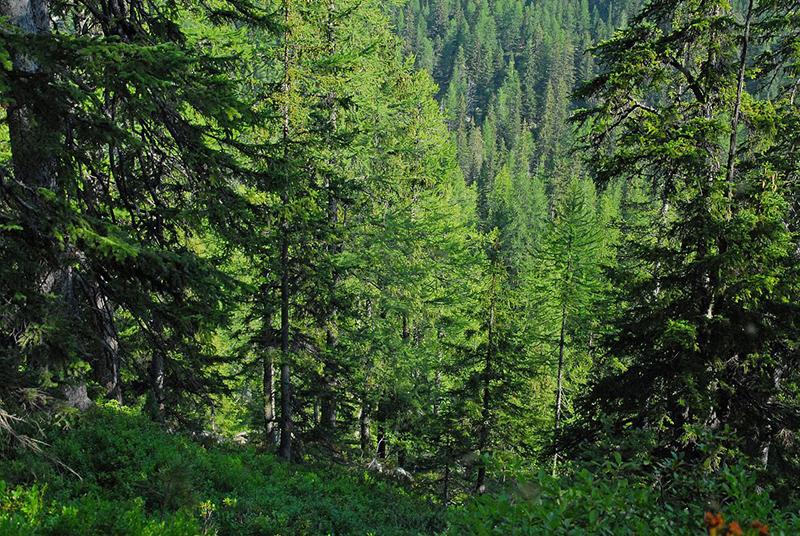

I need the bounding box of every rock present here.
[62,383,92,411]
[392,467,414,482]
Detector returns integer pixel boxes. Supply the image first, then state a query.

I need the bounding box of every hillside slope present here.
[0,405,443,535]
[3,406,799,535]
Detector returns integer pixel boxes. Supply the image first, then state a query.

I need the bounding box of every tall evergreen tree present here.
[570,0,800,477]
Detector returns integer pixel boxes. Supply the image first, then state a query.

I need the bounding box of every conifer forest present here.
[2,0,800,533]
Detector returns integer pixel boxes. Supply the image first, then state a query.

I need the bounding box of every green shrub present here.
[0,403,443,535]
[445,454,800,535]
[6,404,796,535]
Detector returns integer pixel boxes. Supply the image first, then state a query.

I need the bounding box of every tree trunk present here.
[147,317,166,420]
[277,0,293,462]
[377,424,386,459]
[43,264,90,409]
[320,329,336,432]
[319,0,339,438]
[4,0,56,190]
[475,267,496,494]
[263,345,277,447]
[725,0,754,185]
[91,285,122,403]
[442,459,450,505]
[149,348,165,418]
[553,301,567,475]
[359,401,371,453]
[278,220,292,460]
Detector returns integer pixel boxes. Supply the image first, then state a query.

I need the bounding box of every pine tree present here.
[0,0,273,424]
[570,0,800,475]
[528,177,604,472]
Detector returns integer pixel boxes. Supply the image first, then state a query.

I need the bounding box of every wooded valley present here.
[1,0,800,533]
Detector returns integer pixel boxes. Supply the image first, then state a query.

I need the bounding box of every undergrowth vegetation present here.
[0,405,443,535]
[447,460,800,535]
[2,405,799,535]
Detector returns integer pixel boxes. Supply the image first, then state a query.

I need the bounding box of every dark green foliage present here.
[0,0,273,425]
[567,0,800,499]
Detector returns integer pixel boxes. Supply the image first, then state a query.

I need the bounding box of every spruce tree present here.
[570,0,800,476]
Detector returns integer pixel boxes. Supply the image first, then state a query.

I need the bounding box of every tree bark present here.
[147,316,165,420]
[263,342,277,448]
[359,401,371,453]
[277,0,293,462]
[4,0,57,190]
[475,266,496,494]
[320,331,336,431]
[725,0,754,185]
[377,423,386,459]
[552,300,567,475]
[148,346,165,419]
[442,459,450,505]
[92,286,122,403]
[319,0,339,438]
[278,218,292,460]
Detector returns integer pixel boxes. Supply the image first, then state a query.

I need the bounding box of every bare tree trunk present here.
[552,301,567,475]
[377,424,386,459]
[147,316,165,420]
[4,0,56,190]
[319,0,339,437]
[442,458,450,505]
[320,330,336,432]
[278,205,292,460]
[277,0,293,462]
[149,347,165,419]
[258,265,278,446]
[759,365,784,469]
[359,401,370,453]
[725,0,754,185]
[475,267,496,494]
[278,235,292,460]
[92,287,122,403]
[263,346,277,447]
[45,265,90,410]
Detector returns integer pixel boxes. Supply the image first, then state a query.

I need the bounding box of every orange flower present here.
[705,512,725,536]
[751,520,769,535]
[726,521,743,536]
[705,511,724,528]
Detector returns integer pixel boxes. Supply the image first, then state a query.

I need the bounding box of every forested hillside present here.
[1,0,800,533]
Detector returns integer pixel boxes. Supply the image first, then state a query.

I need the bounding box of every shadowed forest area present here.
[1,0,800,533]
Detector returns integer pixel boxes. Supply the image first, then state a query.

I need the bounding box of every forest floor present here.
[1,404,799,535]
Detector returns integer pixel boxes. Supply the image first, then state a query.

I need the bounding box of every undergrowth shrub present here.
[3,404,798,535]
[445,453,800,535]
[0,403,443,535]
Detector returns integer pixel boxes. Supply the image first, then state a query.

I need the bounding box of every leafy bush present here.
[0,481,199,536]
[4,405,798,535]
[0,404,443,535]
[445,453,800,535]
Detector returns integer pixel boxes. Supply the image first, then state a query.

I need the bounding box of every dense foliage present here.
[3,405,799,534]
[1,0,799,532]
[0,404,444,535]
